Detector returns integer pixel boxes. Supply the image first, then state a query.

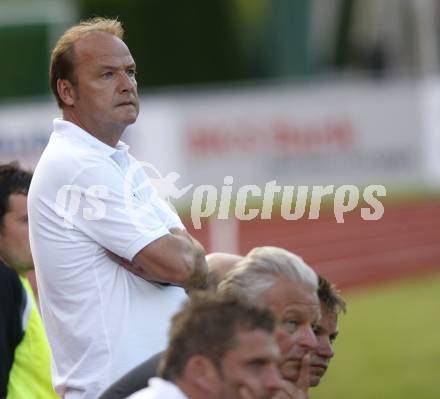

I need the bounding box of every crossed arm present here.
[108,228,208,292]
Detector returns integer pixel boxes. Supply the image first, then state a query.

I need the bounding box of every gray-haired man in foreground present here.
[218,246,320,399]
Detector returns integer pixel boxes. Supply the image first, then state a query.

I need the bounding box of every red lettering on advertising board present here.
[272,119,354,153]
[187,118,354,157]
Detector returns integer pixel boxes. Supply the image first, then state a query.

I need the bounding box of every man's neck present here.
[62,111,122,148]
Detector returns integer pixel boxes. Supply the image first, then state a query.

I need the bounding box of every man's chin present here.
[279,361,300,383]
[122,114,138,125]
[115,108,139,126]
[308,375,320,387]
[308,366,326,387]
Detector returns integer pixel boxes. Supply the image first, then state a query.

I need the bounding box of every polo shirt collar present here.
[53,118,129,157]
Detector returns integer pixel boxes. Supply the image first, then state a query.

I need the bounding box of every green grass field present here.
[312,272,440,399]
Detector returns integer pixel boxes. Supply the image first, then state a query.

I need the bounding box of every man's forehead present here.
[282,300,320,311]
[264,278,319,307]
[280,301,321,322]
[319,303,338,327]
[231,330,280,359]
[74,31,133,62]
[8,193,28,212]
[2,194,27,225]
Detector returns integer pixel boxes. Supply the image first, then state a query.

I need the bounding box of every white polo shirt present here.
[28,119,187,399]
[127,378,188,399]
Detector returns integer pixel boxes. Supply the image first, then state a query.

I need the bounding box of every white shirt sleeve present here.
[149,191,185,231]
[56,163,177,261]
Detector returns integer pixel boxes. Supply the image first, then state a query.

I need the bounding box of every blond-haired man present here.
[28,18,207,399]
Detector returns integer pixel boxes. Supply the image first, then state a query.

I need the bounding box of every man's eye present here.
[313,325,322,335]
[282,320,299,334]
[102,72,114,79]
[127,69,136,77]
[329,334,338,343]
[248,361,264,371]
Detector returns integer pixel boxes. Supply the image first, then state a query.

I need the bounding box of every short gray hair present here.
[218,246,318,300]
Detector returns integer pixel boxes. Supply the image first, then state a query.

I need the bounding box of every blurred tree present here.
[0,24,49,99]
[0,0,76,100]
[78,0,246,89]
[234,0,316,79]
[260,0,312,77]
[334,0,354,67]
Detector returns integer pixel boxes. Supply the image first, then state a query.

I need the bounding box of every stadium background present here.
[0,1,439,398]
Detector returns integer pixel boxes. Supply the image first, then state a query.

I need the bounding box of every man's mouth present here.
[279,358,300,368]
[309,363,327,374]
[280,354,304,363]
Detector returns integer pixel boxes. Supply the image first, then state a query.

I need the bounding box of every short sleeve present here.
[56,163,176,260]
[149,192,185,231]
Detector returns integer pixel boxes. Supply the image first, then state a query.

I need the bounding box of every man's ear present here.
[184,355,222,393]
[57,79,76,106]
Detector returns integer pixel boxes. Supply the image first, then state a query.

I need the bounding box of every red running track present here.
[185,200,440,291]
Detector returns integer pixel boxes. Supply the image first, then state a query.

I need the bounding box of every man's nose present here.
[299,326,318,351]
[317,338,334,359]
[264,365,284,393]
[118,72,137,92]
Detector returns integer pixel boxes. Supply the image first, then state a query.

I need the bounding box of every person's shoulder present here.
[0,261,20,283]
[40,133,105,170]
[31,142,113,193]
[32,136,88,184]
[126,387,151,399]
[0,261,23,297]
[126,378,183,399]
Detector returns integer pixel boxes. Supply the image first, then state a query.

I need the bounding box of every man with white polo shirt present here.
[28,17,207,399]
